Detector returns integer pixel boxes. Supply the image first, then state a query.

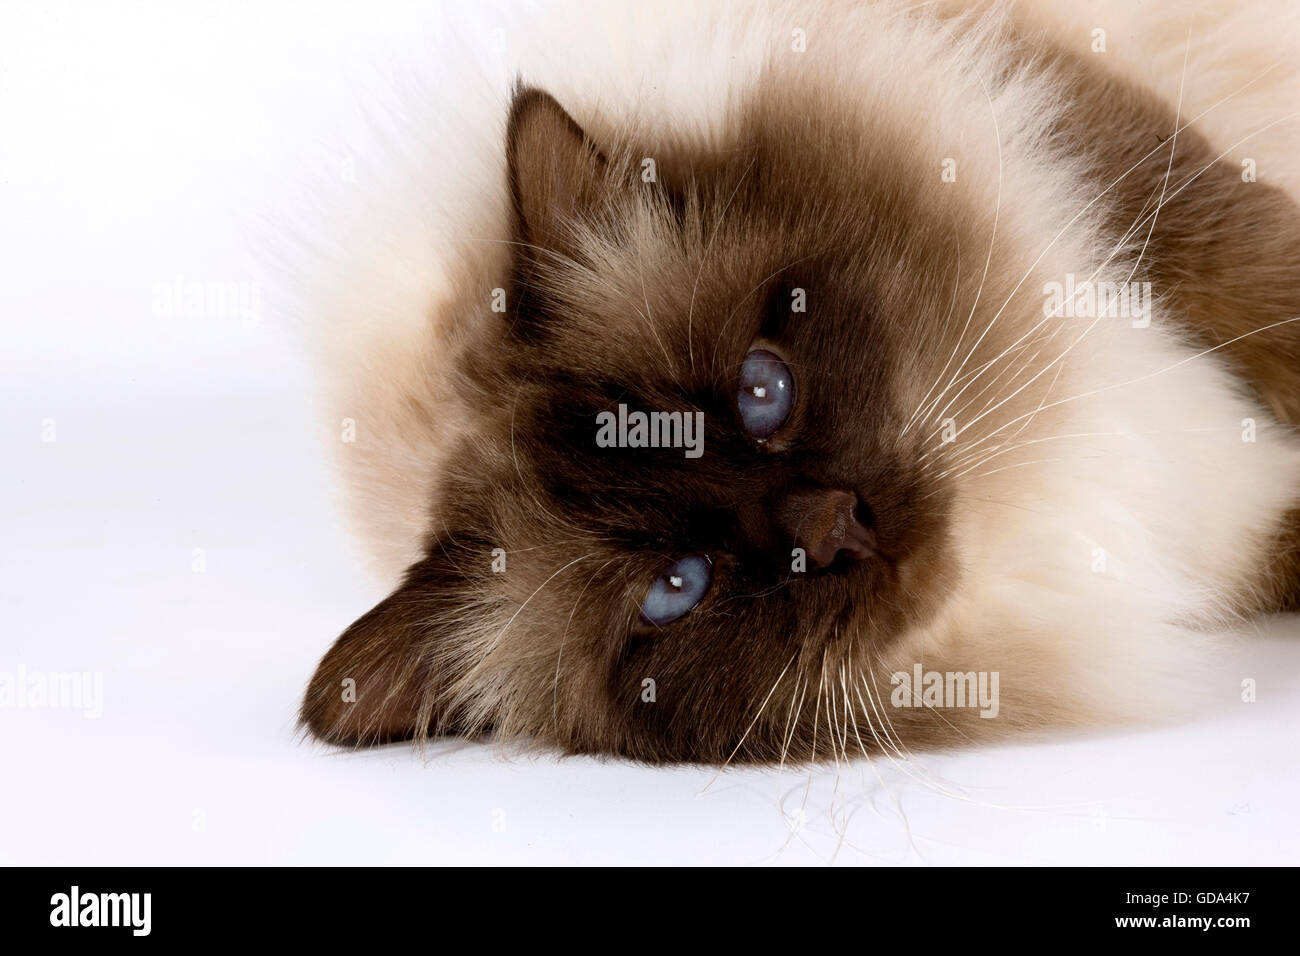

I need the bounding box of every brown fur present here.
[301,14,1300,761]
[1044,47,1300,609]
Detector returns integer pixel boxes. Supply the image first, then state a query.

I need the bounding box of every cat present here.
[295,0,1300,763]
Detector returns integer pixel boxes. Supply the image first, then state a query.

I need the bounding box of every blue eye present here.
[640,554,713,626]
[738,349,795,440]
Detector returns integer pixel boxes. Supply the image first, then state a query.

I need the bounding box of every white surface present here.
[2,1,1298,866]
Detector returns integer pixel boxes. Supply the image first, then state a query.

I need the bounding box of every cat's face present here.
[302,82,1033,762]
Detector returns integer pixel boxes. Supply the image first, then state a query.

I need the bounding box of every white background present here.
[1,1,1297,865]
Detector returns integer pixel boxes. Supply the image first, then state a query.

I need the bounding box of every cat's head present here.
[301,79,1050,762]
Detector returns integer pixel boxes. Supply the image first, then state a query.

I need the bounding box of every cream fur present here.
[286,0,1300,739]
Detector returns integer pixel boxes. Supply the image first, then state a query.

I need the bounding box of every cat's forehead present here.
[523,210,787,384]
[518,113,965,377]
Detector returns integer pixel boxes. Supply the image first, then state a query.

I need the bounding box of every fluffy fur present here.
[289,0,1300,762]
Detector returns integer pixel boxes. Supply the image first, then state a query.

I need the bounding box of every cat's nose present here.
[776,486,877,569]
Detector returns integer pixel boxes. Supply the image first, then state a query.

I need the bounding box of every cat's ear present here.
[300,558,460,747]
[506,84,608,251]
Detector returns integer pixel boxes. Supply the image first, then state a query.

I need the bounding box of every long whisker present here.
[701,651,797,790]
[778,673,809,770]
[552,557,619,730]
[915,57,1291,432]
[950,314,1300,465]
[480,551,599,658]
[1119,26,1192,298]
[707,251,826,378]
[686,155,756,375]
[901,227,964,435]
[920,41,1005,426]
[633,256,680,378]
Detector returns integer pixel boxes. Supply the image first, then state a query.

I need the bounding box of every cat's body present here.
[296,0,1300,761]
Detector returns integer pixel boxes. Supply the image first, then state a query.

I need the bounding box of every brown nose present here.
[776,487,877,569]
